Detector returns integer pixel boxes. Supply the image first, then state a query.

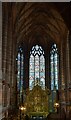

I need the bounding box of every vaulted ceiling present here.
[3,2,70,48]
[54,2,71,30]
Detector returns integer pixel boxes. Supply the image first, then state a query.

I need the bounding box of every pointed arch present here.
[50,43,59,90]
[16,45,24,104]
[29,45,45,90]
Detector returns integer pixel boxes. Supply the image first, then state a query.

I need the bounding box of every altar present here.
[23,80,50,118]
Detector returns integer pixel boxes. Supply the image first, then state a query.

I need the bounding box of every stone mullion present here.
[46,50,50,89]
[25,53,29,89]
[24,45,29,89]
[2,4,8,107]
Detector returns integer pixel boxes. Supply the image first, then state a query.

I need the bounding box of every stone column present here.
[68,30,71,104]
[6,6,13,108]
[66,31,70,87]
[2,3,14,118]
[11,38,17,107]
[2,4,8,108]
[65,31,71,113]
[0,2,2,120]
[59,40,66,111]
[61,31,71,114]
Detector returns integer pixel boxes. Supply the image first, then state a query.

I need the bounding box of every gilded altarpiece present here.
[24,84,50,117]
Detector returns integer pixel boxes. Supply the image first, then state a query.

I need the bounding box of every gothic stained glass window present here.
[16,46,24,103]
[50,44,59,90]
[29,45,45,90]
[48,44,59,113]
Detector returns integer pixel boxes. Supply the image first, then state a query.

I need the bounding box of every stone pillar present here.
[66,31,70,87]
[2,4,17,117]
[61,31,71,114]
[69,31,71,83]
[2,4,8,108]
[68,30,71,105]
[0,2,2,120]
[6,6,13,108]
[65,31,71,113]
[11,38,17,107]
[59,40,66,111]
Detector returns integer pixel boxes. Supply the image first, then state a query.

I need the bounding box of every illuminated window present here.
[50,44,59,90]
[29,45,45,90]
[49,44,59,112]
[16,46,24,103]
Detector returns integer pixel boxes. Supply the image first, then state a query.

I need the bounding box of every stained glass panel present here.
[50,44,59,90]
[29,45,45,90]
[49,44,59,112]
[16,46,24,104]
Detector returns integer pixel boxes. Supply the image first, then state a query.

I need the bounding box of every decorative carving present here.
[24,84,50,117]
